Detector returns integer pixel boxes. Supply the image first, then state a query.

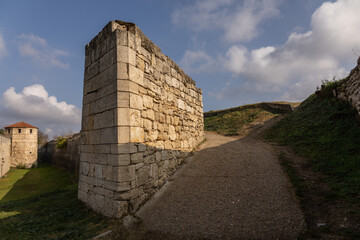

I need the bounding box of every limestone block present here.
[111,143,137,154]
[104,180,131,192]
[107,154,130,166]
[138,144,147,152]
[94,186,114,198]
[130,109,141,126]
[113,201,129,218]
[114,165,136,182]
[116,29,128,46]
[131,152,143,164]
[143,119,152,131]
[147,130,158,142]
[85,61,100,81]
[164,140,172,149]
[129,65,144,86]
[145,110,155,121]
[88,130,101,145]
[117,45,136,66]
[117,108,130,126]
[136,166,149,187]
[96,92,117,112]
[117,79,139,93]
[143,95,153,108]
[94,144,111,154]
[172,78,180,89]
[117,92,130,108]
[102,165,114,181]
[81,162,90,175]
[82,115,94,131]
[95,193,105,211]
[117,127,130,143]
[100,48,116,72]
[137,56,145,72]
[130,93,144,110]
[78,189,88,202]
[177,99,185,110]
[95,164,103,178]
[94,110,115,130]
[101,127,117,144]
[130,127,144,143]
[155,151,162,162]
[149,163,158,179]
[117,62,129,79]
[135,163,144,170]
[114,188,143,201]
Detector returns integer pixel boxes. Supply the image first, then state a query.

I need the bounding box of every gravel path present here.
[137,123,305,239]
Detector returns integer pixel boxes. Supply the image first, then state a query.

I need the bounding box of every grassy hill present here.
[204,102,298,136]
[265,82,360,239]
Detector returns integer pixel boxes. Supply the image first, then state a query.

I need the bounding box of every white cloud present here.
[17,33,69,69]
[180,50,217,74]
[172,0,281,43]
[222,0,360,101]
[0,34,7,59]
[0,84,81,136]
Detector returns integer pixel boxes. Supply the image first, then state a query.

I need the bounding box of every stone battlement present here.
[79,20,204,218]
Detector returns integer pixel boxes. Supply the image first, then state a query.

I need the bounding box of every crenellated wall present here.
[78,20,204,218]
[336,57,360,115]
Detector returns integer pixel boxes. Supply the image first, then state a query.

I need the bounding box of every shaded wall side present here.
[0,136,11,178]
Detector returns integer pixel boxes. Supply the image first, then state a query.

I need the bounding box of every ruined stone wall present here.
[5,128,38,168]
[337,57,360,114]
[39,133,81,175]
[78,21,204,218]
[0,135,11,178]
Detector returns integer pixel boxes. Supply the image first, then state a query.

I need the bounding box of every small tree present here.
[38,130,49,147]
[0,128,4,135]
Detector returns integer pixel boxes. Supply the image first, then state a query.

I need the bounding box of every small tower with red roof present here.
[4,121,38,168]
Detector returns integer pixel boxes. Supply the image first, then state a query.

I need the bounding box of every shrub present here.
[56,137,68,149]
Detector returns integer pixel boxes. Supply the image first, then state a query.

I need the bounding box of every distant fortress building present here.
[4,121,38,168]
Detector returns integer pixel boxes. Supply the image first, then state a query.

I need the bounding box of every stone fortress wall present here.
[78,21,204,218]
[336,57,360,115]
[0,135,11,178]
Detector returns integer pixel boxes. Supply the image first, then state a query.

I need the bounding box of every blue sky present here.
[0,0,359,137]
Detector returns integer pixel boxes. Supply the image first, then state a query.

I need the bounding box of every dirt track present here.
[137,120,305,239]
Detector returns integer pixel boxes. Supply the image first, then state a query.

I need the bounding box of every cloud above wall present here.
[177,0,360,102]
[172,0,282,43]
[222,0,360,101]
[17,33,70,69]
[0,84,81,137]
[0,34,7,59]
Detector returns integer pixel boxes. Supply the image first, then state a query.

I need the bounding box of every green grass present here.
[278,152,306,201]
[204,107,276,135]
[0,165,122,240]
[265,93,360,202]
[0,164,75,203]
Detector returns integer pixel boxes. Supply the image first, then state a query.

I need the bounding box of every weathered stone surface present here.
[80,20,204,219]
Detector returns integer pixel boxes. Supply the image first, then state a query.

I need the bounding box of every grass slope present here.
[204,107,277,135]
[266,94,360,200]
[0,165,121,240]
[0,165,74,202]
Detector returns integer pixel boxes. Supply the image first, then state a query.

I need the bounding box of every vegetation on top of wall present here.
[56,137,68,149]
[266,91,360,201]
[0,128,4,135]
